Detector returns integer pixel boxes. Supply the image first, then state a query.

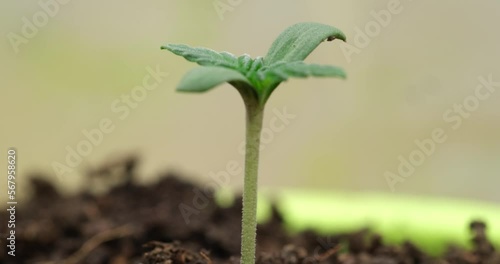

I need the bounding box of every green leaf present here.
[265,61,346,80]
[162,44,239,69]
[258,61,346,104]
[264,22,346,66]
[176,66,250,92]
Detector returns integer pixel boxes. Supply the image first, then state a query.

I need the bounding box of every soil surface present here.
[1,158,498,263]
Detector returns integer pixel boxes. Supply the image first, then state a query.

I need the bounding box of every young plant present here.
[162,22,346,264]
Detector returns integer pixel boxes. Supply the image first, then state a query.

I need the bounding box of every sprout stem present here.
[240,99,264,264]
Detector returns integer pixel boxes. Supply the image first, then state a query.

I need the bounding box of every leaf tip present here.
[339,71,347,79]
[160,44,175,51]
[327,34,346,43]
[175,85,193,92]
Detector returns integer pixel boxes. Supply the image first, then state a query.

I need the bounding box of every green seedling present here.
[162,22,347,264]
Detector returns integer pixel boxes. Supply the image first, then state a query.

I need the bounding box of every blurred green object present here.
[255,189,500,255]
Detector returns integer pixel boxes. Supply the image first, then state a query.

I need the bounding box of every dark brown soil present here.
[1,158,498,263]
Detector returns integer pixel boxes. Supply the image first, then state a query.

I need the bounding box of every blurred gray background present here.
[1,0,499,203]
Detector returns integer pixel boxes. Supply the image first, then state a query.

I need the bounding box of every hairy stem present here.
[240,99,264,264]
